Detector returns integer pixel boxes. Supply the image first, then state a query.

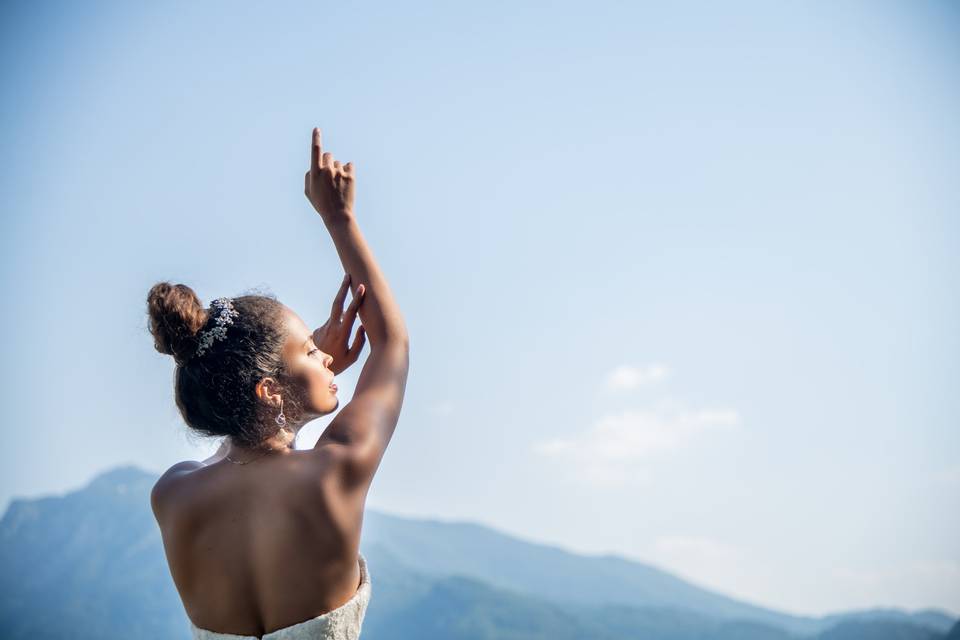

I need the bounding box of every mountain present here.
[815,609,959,637]
[946,619,960,640]
[817,619,944,640]
[0,466,183,639]
[0,465,955,639]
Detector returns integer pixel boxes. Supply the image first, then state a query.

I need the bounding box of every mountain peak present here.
[85,464,157,493]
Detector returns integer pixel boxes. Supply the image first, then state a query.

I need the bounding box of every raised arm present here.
[304,127,409,490]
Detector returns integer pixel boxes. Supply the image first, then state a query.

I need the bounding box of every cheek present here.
[298,358,331,389]
[287,357,321,386]
[285,363,331,408]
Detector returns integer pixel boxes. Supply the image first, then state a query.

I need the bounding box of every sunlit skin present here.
[152,127,408,636]
[213,280,368,464]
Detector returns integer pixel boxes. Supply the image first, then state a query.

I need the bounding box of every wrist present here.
[321,207,355,227]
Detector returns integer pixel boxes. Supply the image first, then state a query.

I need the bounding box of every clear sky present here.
[1,0,957,618]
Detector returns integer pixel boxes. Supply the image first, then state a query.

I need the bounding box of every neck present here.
[230,426,299,456]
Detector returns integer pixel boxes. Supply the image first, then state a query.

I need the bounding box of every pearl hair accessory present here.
[195,297,240,357]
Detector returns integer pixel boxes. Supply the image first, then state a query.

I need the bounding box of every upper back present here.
[152,446,366,637]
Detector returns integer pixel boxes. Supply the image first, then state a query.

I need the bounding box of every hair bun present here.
[146,282,209,365]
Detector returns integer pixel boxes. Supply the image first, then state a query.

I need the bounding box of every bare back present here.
[153,447,366,637]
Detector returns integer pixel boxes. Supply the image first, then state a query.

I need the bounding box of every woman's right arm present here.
[304,127,409,489]
[322,217,408,347]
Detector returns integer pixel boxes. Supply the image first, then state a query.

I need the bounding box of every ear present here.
[255,377,283,408]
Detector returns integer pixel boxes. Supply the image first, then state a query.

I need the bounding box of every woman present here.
[147,127,409,639]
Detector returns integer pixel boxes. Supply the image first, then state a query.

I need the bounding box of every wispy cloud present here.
[531,398,741,488]
[535,405,739,459]
[604,363,670,391]
[532,363,741,487]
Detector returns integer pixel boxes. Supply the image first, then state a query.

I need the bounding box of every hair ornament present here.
[195,297,240,357]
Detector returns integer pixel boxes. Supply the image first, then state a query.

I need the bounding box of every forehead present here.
[282,306,312,345]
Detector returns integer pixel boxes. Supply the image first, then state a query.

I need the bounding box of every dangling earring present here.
[275,397,288,431]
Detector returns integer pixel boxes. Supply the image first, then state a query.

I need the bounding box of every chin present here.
[316,398,339,415]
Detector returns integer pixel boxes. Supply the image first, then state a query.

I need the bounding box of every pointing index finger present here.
[312,127,322,170]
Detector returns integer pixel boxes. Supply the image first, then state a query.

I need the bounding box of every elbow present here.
[388,335,410,360]
[385,327,410,351]
[370,324,409,353]
[387,332,410,365]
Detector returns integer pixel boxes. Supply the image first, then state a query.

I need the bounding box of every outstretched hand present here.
[313,273,367,376]
[304,127,355,223]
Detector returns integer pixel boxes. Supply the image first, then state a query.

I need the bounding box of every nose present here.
[324,354,334,368]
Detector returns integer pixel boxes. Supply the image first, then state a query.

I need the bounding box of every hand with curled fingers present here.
[304,127,355,224]
[313,273,367,376]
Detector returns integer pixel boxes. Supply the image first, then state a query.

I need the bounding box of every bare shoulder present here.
[154,460,204,490]
[311,436,382,496]
[150,461,204,520]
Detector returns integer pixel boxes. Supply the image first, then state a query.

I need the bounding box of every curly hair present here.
[146,282,303,449]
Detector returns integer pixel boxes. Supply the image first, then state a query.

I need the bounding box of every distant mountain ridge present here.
[358,511,956,637]
[0,465,955,640]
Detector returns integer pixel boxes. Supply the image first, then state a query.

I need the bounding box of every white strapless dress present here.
[190,553,371,640]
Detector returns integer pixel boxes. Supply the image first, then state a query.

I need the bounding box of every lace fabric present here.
[190,553,371,640]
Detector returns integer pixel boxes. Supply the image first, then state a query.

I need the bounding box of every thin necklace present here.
[225,449,274,465]
[225,438,295,465]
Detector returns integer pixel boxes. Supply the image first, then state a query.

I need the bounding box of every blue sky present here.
[1,0,957,617]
